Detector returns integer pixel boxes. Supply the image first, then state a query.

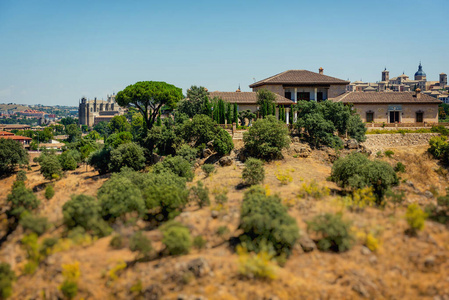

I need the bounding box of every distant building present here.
[78,94,125,127]
[0,131,32,147]
[347,63,448,99]
[332,89,441,124]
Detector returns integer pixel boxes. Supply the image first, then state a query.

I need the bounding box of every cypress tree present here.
[233,103,238,124]
[273,103,276,116]
[226,103,232,124]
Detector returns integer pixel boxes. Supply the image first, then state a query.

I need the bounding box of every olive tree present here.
[0,139,29,176]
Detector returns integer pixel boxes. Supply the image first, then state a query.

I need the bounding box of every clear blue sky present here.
[0,0,447,106]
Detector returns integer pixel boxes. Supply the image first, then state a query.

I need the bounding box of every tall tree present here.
[233,103,238,124]
[256,89,276,118]
[107,115,131,133]
[115,81,183,132]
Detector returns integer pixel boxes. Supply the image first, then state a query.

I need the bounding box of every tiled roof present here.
[0,131,14,136]
[0,135,32,140]
[249,70,349,88]
[209,92,294,105]
[332,92,442,104]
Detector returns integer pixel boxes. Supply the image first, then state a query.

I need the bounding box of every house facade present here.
[249,69,349,102]
[332,90,441,123]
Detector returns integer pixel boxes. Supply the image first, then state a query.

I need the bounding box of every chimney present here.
[415,88,421,99]
[319,67,324,75]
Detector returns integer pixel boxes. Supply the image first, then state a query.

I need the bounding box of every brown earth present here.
[1,145,449,299]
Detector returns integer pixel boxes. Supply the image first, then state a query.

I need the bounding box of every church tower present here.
[382,68,389,82]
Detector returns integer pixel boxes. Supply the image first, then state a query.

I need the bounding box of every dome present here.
[414,63,426,77]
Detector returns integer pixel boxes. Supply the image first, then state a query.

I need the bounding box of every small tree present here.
[0,139,29,176]
[242,158,265,185]
[406,204,427,235]
[107,115,131,133]
[66,124,81,143]
[243,116,290,160]
[16,170,27,182]
[88,148,112,175]
[39,154,63,180]
[152,155,194,181]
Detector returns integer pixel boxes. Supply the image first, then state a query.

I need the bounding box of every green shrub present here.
[105,131,133,149]
[331,152,398,203]
[385,189,405,210]
[39,154,62,180]
[216,225,230,237]
[406,204,427,235]
[129,231,152,259]
[176,144,198,163]
[242,158,265,185]
[215,193,228,205]
[428,135,449,164]
[238,186,299,256]
[161,221,192,255]
[213,128,234,156]
[97,175,146,221]
[307,213,354,252]
[0,138,29,176]
[6,184,40,222]
[59,150,79,171]
[426,194,449,225]
[19,213,49,236]
[193,235,206,249]
[431,125,449,136]
[45,185,55,200]
[201,164,215,177]
[394,162,406,173]
[190,181,210,208]
[384,150,394,158]
[243,116,290,160]
[40,237,58,256]
[376,151,383,158]
[60,262,80,300]
[60,280,78,299]
[152,155,194,181]
[88,147,111,175]
[0,262,16,299]
[109,234,124,249]
[16,170,27,182]
[62,194,111,237]
[109,142,146,172]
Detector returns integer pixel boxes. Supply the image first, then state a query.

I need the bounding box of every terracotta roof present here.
[209,92,294,105]
[249,70,349,88]
[0,135,32,140]
[0,131,14,136]
[332,92,442,104]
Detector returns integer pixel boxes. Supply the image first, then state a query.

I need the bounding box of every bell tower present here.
[382,68,389,82]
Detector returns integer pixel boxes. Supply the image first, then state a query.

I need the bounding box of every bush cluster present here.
[161,221,192,255]
[190,181,210,208]
[331,152,398,203]
[307,212,354,252]
[243,116,290,160]
[238,186,299,256]
[0,138,29,176]
[295,101,366,148]
[242,158,265,185]
[0,262,16,299]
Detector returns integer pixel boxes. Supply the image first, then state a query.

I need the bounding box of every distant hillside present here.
[0,103,29,112]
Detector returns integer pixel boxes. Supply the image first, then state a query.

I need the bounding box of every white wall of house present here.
[283,87,328,102]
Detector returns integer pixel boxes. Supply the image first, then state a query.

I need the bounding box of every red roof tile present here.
[249,70,349,88]
[332,91,442,104]
[209,92,294,105]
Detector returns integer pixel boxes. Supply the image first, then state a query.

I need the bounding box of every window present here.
[390,111,400,123]
[366,112,374,122]
[416,112,424,123]
[297,92,310,101]
[284,92,292,100]
[317,92,324,101]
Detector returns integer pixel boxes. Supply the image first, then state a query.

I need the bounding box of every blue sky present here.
[0,0,447,106]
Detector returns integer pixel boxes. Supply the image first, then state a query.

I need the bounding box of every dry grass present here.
[1,145,449,299]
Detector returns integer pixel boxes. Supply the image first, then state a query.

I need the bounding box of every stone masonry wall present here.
[362,133,439,152]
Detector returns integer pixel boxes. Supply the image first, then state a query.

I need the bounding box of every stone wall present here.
[362,132,439,152]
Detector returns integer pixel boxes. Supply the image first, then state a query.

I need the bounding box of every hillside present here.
[1,143,449,299]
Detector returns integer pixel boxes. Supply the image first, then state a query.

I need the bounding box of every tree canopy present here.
[115,81,183,131]
[0,139,29,176]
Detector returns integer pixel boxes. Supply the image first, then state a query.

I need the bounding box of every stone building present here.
[332,90,441,124]
[78,94,125,127]
[249,69,349,101]
[347,63,448,96]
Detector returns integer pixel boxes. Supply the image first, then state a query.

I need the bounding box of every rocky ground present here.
[1,142,449,300]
